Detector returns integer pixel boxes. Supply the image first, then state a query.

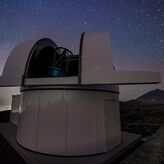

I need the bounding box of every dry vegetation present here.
[120,103,164,164]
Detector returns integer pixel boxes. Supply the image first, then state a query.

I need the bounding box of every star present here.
[0,0,163,73]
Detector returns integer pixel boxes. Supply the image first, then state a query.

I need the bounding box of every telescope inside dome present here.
[26,39,79,78]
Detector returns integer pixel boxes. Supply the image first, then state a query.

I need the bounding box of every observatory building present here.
[0,32,160,156]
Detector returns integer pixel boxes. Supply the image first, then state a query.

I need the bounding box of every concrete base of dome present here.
[0,122,141,164]
[17,88,121,156]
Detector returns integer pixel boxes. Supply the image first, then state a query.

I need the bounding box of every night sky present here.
[0,0,163,102]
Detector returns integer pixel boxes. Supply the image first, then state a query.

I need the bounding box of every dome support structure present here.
[0,32,161,158]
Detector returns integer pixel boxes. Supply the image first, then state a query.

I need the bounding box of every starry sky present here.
[0,0,163,103]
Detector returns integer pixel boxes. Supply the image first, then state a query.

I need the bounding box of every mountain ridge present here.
[126,89,164,105]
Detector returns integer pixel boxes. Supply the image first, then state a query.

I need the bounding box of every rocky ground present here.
[120,125,164,164]
[120,103,164,164]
